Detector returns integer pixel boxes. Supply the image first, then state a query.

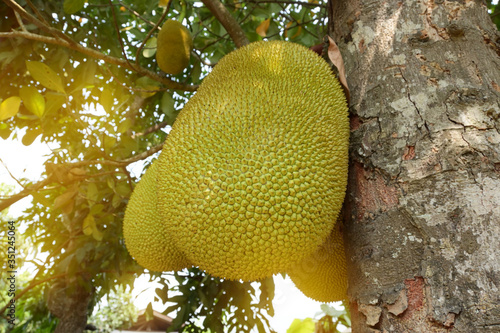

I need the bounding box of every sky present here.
[0,136,345,333]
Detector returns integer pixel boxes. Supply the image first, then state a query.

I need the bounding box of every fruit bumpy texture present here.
[155,41,349,281]
[123,161,191,272]
[288,222,348,302]
[156,19,193,75]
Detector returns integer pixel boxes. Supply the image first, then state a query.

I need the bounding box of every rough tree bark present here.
[330,0,500,332]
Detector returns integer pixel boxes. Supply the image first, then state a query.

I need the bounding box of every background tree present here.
[332,0,500,331]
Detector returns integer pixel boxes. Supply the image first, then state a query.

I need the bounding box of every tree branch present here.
[0,31,197,91]
[109,0,135,70]
[0,273,67,320]
[242,0,325,7]
[0,143,163,212]
[2,0,198,91]
[200,0,249,48]
[132,120,171,138]
[0,175,55,213]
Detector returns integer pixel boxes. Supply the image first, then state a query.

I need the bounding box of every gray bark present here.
[330,0,500,331]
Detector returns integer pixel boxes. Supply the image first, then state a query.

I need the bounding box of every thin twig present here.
[235,0,326,8]
[119,1,156,26]
[4,0,77,46]
[14,11,26,31]
[0,30,197,91]
[135,1,172,67]
[108,0,136,70]
[132,120,171,138]
[191,49,215,67]
[0,158,24,188]
[0,143,164,212]
[200,0,249,48]
[25,0,49,25]
[103,65,175,93]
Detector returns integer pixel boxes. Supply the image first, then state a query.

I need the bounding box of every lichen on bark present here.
[331,0,500,331]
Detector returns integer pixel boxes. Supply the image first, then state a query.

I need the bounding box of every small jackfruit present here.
[156,19,192,75]
[288,223,348,302]
[123,161,191,272]
[155,41,349,281]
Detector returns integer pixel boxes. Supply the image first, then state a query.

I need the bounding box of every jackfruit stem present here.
[200,0,249,48]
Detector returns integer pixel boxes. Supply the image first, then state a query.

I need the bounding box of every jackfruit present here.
[156,19,192,75]
[155,40,349,281]
[288,222,348,302]
[123,161,191,272]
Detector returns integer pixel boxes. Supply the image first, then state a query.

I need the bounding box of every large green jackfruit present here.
[156,19,193,75]
[155,41,349,281]
[123,161,191,272]
[288,223,348,302]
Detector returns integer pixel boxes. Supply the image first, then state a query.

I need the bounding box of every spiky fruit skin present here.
[156,19,192,75]
[123,161,191,272]
[156,40,349,281]
[288,223,348,302]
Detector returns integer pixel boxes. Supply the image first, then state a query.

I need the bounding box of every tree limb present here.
[132,120,171,138]
[0,31,197,91]
[1,0,198,91]
[0,143,163,212]
[109,0,135,70]
[200,0,249,48]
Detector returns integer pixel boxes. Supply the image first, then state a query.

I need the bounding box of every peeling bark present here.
[331,0,500,331]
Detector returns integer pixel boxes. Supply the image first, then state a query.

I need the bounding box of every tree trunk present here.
[330,0,500,331]
[48,279,92,333]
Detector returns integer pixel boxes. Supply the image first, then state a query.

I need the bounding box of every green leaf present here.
[320,304,346,318]
[115,181,131,197]
[117,118,132,134]
[160,92,178,124]
[83,214,103,241]
[64,0,86,14]
[44,92,66,115]
[143,37,157,58]
[155,287,169,303]
[100,87,114,113]
[70,61,97,93]
[103,135,117,149]
[112,193,122,208]
[145,302,154,321]
[90,204,104,215]
[191,61,202,84]
[82,214,95,236]
[93,226,104,241]
[19,86,45,118]
[0,126,10,139]
[0,96,21,121]
[136,76,160,98]
[87,182,99,202]
[54,188,78,210]
[22,127,42,146]
[26,61,65,93]
[286,318,315,333]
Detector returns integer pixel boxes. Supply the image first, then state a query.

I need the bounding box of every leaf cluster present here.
[157,268,275,333]
[287,303,350,333]
[486,0,500,30]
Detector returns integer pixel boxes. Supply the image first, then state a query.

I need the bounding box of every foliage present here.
[163,268,275,333]
[286,303,350,333]
[0,0,328,331]
[486,0,500,30]
[88,284,138,333]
